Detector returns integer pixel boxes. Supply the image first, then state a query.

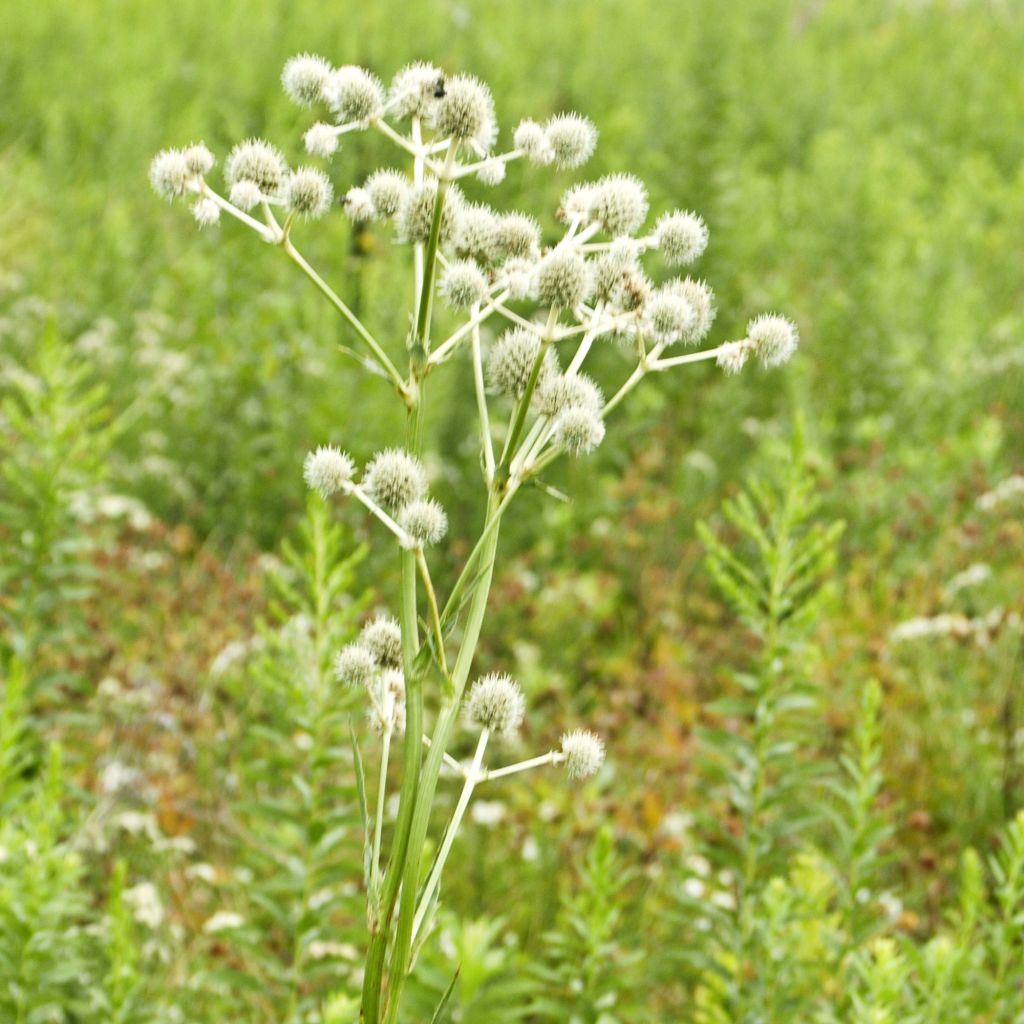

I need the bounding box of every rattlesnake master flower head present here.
[343,187,376,223]
[398,498,448,547]
[667,277,716,345]
[327,65,384,122]
[282,53,333,107]
[182,143,215,177]
[514,119,553,165]
[192,197,221,227]
[225,139,288,196]
[435,74,496,150]
[364,169,409,218]
[303,445,355,498]
[544,113,598,169]
[363,448,428,512]
[440,259,488,309]
[455,202,498,261]
[284,168,333,219]
[645,287,697,344]
[360,615,403,669]
[396,179,464,244]
[499,257,538,300]
[554,406,605,456]
[591,174,649,236]
[535,247,590,309]
[716,340,750,375]
[488,329,558,398]
[333,643,377,688]
[304,122,340,159]
[747,314,799,367]
[654,210,709,266]
[492,213,541,262]
[560,183,597,224]
[476,159,506,186]
[149,149,191,200]
[229,180,263,211]
[591,243,642,304]
[536,372,603,418]
[560,729,605,779]
[465,673,526,735]
[388,62,444,120]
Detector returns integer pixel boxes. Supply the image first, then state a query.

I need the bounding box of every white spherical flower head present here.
[560,729,605,779]
[514,119,554,165]
[455,202,498,261]
[560,184,597,224]
[554,406,606,456]
[364,169,409,218]
[303,445,355,498]
[499,257,538,301]
[192,197,221,227]
[492,213,541,262]
[282,53,333,107]
[284,168,333,219]
[333,643,377,688]
[666,278,716,345]
[229,180,263,211]
[591,243,641,304]
[716,340,751,375]
[398,498,448,548]
[343,187,376,224]
[476,159,506,186]
[225,139,288,197]
[396,180,464,244]
[544,113,598,169]
[535,247,590,310]
[487,328,558,398]
[645,288,697,344]
[363,448,428,513]
[388,62,445,120]
[182,143,215,177]
[535,372,603,418]
[590,174,649,237]
[465,673,526,736]
[327,65,384,122]
[360,615,403,669]
[435,74,496,150]
[747,314,799,368]
[149,149,191,200]
[440,259,489,309]
[655,210,709,267]
[304,123,340,159]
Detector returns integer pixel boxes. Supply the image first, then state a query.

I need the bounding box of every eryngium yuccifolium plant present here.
[150,56,799,1024]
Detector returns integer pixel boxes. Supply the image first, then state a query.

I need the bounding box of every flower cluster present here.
[335,615,407,735]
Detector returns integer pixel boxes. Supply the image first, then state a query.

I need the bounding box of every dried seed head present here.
[229,180,263,211]
[514,119,553,165]
[183,143,214,177]
[454,202,498,261]
[747,314,799,367]
[655,210,708,266]
[343,187,376,223]
[492,213,541,261]
[303,445,355,498]
[395,179,464,244]
[590,174,648,237]
[389,62,444,120]
[440,259,488,308]
[304,122,340,159]
[560,729,605,779]
[363,448,428,513]
[282,53,333,107]
[666,278,716,345]
[333,643,377,687]
[435,74,496,150]
[225,139,288,196]
[364,169,409,218]
[535,372,603,417]
[327,65,384,122]
[360,615,403,668]
[554,406,605,456]
[398,498,449,547]
[284,168,333,219]
[544,113,598,169]
[716,340,751,374]
[192,197,220,227]
[465,673,526,735]
[645,288,697,344]
[149,149,191,200]
[488,328,558,398]
[535,247,590,309]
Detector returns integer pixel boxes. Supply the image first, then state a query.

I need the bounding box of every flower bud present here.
[284,168,333,219]
[465,673,525,735]
[553,406,605,456]
[654,210,708,267]
[225,139,288,197]
[440,259,489,309]
[333,643,377,687]
[535,247,590,309]
[560,729,605,779]
[282,54,333,107]
[398,498,448,547]
[303,445,355,498]
[363,448,428,513]
[590,174,648,237]
[747,314,799,367]
[327,65,384,122]
[360,615,403,669]
[544,113,598,169]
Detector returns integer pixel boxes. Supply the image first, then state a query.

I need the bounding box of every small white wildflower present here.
[363,448,428,513]
[560,729,605,779]
[203,910,246,934]
[398,498,449,547]
[590,174,648,236]
[360,615,404,668]
[364,169,409,218]
[343,187,376,223]
[333,643,378,687]
[465,673,526,735]
[191,198,218,227]
[684,852,711,877]
[522,835,540,861]
[711,890,736,910]
[124,882,164,929]
[304,122,340,159]
[308,941,358,961]
[284,168,333,219]
[327,65,384,122]
[889,614,973,644]
[535,372,603,417]
[435,74,496,150]
[535,247,590,309]
[476,159,506,186]
[488,328,558,398]
[282,53,333,107]
[185,863,219,884]
[544,113,598,169]
[149,149,191,200]
[471,800,507,826]
[945,563,992,598]
[182,142,215,177]
[976,475,1024,511]
[654,210,709,266]
[388,62,444,120]
[492,213,541,261]
[225,139,288,196]
[303,445,354,498]
[553,406,605,456]
[100,761,140,794]
[683,878,706,900]
[229,180,263,211]
[440,259,489,309]
[747,314,799,368]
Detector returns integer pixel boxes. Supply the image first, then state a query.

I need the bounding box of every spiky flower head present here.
[554,406,605,456]
[716,340,750,375]
[514,119,553,165]
[398,498,448,548]
[590,174,648,237]
[488,328,558,398]
[560,729,605,779]
[492,213,541,261]
[545,113,598,169]
[499,257,538,301]
[389,62,445,120]
[440,259,488,309]
[591,242,641,304]
[343,187,376,223]
[465,673,526,735]
[183,143,214,177]
[666,278,716,345]
[476,159,506,186]
[303,445,355,498]
[747,314,799,367]
[327,65,384,122]
[655,210,708,267]
[396,179,464,244]
[455,202,498,261]
[435,74,496,150]
[560,183,597,224]
[360,615,403,669]
[333,643,377,688]
[368,671,407,735]
[282,53,333,107]
[645,287,697,344]
[192,197,221,227]
[225,139,288,196]
[149,149,191,200]
[535,247,590,309]
[363,448,428,513]
[304,122,340,159]
[284,168,333,219]
[535,372,603,418]
[229,180,263,211]
[364,169,409,218]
